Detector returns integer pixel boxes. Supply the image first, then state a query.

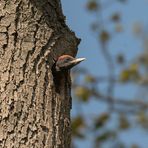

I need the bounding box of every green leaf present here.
[86,1,99,11]
[111,13,120,22]
[137,112,148,128]
[120,69,130,82]
[75,86,91,102]
[95,131,116,143]
[118,115,130,130]
[129,64,140,81]
[95,113,110,129]
[72,116,85,139]
[85,75,96,83]
[100,30,110,43]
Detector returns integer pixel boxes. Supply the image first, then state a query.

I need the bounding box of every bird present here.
[55,55,85,71]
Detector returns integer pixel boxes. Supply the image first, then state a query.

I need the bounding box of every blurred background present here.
[62,0,148,148]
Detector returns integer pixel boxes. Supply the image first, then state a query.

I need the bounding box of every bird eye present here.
[64,58,71,63]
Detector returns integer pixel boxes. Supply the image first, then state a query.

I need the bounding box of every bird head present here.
[55,55,85,71]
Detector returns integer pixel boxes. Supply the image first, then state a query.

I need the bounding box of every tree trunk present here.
[0,0,80,147]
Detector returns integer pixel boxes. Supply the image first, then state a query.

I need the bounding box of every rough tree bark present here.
[0,0,80,147]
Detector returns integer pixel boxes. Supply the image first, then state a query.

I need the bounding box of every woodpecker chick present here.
[55,55,85,71]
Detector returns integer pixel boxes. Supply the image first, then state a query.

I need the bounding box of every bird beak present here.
[70,57,86,66]
[74,58,86,63]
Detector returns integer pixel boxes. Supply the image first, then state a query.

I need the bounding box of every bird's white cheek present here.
[55,66,60,71]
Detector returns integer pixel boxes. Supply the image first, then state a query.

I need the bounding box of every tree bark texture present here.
[0,0,80,147]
